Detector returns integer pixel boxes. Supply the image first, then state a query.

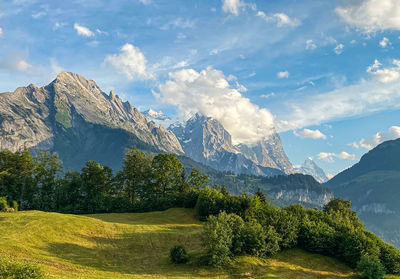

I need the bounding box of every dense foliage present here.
[200,192,400,274]
[169,245,189,264]
[0,147,206,213]
[0,257,44,279]
[356,255,385,279]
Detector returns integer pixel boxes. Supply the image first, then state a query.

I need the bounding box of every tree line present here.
[0,147,207,213]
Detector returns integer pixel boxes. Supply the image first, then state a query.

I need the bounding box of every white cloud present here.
[367,59,400,83]
[306,39,317,50]
[336,0,400,33]
[318,151,356,162]
[0,27,3,38]
[0,51,31,72]
[32,11,46,19]
[379,37,390,48]
[104,43,154,80]
[74,23,94,37]
[53,22,66,30]
[277,71,290,79]
[222,0,244,16]
[334,43,344,55]
[260,92,275,99]
[172,60,189,69]
[139,0,152,4]
[351,126,400,150]
[276,59,400,131]
[160,18,195,30]
[256,11,300,27]
[156,67,275,145]
[294,129,327,139]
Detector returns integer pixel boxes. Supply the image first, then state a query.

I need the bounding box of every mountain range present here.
[169,113,294,176]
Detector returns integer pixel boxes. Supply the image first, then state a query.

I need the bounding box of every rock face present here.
[0,72,183,169]
[169,114,293,176]
[294,158,329,183]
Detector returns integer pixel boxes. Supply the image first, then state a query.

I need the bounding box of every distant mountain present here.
[179,155,333,208]
[169,113,292,177]
[0,72,183,170]
[142,109,171,121]
[294,158,329,183]
[326,138,400,247]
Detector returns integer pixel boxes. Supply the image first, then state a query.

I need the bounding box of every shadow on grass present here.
[42,231,224,277]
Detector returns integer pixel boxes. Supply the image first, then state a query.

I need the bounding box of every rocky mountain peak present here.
[295,157,328,183]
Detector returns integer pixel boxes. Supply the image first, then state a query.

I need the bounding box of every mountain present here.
[294,158,329,183]
[326,138,400,247]
[179,155,333,208]
[142,109,171,121]
[0,72,183,170]
[169,114,289,177]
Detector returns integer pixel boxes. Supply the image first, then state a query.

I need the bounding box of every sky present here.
[1,0,400,177]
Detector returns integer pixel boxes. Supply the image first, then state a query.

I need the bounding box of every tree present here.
[202,212,234,266]
[187,169,208,189]
[33,152,62,211]
[255,188,267,204]
[356,255,385,279]
[80,161,114,213]
[118,147,152,204]
[150,153,186,199]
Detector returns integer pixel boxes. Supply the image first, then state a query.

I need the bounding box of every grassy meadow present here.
[0,208,395,278]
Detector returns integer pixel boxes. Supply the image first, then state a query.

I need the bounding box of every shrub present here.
[202,212,234,266]
[0,257,44,279]
[356,255,385,279]
[169,245,189,264]
[0,197,8,212]
[240,220,267,256]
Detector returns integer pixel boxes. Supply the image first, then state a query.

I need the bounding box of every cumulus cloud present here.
[318,151,357,162]
[221,0,245,16]
[156,67,275,145]
[256,11,300,27]
[0,27,2,38]
[334,43,344,55]
[336,0,400,32]
[104,43,154,80]
[0,51,32,72]
[294,129,327,139]
[379,37,390,48]
[351,126,400,150]
[74,23,94,37]
[277,71,290,79]
[306,40,317,50]
[367,59,400,83]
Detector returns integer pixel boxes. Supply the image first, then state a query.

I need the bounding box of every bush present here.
[0,197,8,212]
[0,257,44,279]
[11,200,18,211]
[169,245,189,264]
[356,255,385,279]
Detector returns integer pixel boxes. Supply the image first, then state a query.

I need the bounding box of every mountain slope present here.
[179,156,333,208]
[169,114,291,177]
[295,158,329,183]
[326,138,400,247]
[0,209,354,278]
[0,72,183,169]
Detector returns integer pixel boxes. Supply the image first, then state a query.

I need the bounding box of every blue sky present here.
[1,0,400,176]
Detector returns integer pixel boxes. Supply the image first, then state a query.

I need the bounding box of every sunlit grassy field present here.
[0,208,396,278]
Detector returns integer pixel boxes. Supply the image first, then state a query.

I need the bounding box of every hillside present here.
[326,138,400,247]
[179,155,333,208]
[0,209,357,279]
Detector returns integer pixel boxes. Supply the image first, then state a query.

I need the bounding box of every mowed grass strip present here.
[0,208,398,279]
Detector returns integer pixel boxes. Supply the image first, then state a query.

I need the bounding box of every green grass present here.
[0,209,396,278]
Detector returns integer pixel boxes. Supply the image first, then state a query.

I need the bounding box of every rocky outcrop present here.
[0,72,183,169]
[169,114,292,176]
